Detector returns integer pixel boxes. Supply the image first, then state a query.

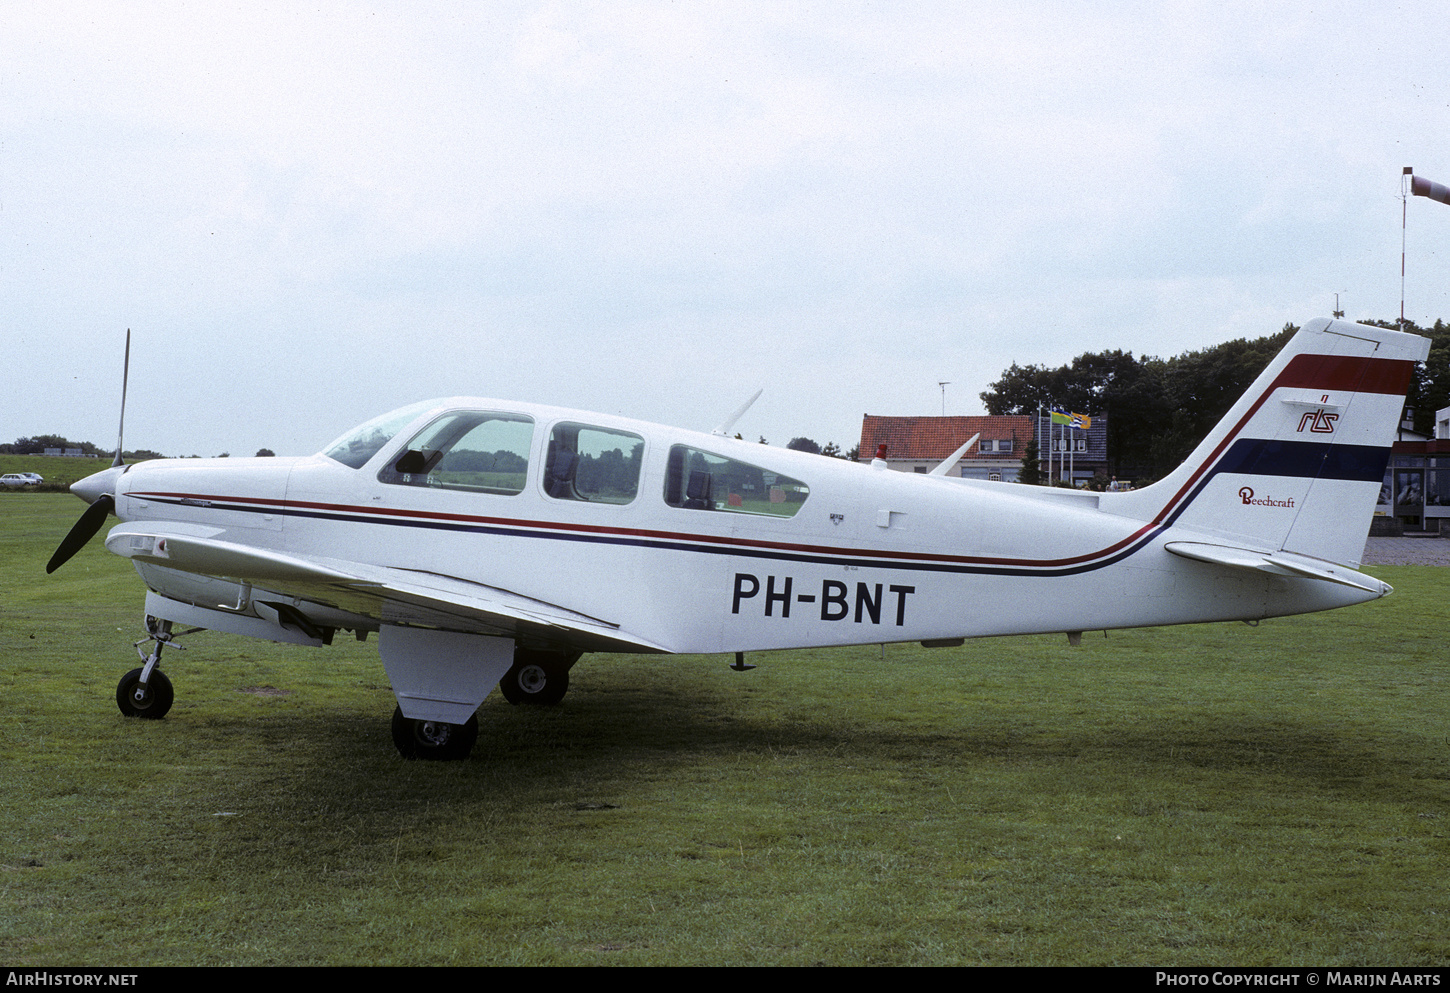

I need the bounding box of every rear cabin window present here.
[543,423,644,504]
[663,445,809,518]
[378,411,534,495]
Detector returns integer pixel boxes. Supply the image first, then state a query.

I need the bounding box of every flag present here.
[1050,408,1070,425]
[1071,412,1091,430]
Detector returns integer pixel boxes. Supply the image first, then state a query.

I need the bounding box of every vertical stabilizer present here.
[1105,319,1428,567]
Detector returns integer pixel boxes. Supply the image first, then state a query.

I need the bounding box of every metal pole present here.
[1402,167,1410,332]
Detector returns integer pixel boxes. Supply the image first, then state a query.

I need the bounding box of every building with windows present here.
[1377,406,1450,532]
[856,415,1034,480]
[857,412,1112,486]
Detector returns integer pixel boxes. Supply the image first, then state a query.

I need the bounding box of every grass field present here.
[0,455,109,494]
[2,493,1448,966]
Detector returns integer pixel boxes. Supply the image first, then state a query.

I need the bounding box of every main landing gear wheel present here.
[116,667,173,719]
[391,706,479,761]
[498,653,573,705]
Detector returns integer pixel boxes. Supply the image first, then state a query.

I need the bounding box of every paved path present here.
[1361,536,1450,566]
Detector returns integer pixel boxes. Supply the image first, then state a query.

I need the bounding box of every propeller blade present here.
[46,495,115,574]
[113,329,130,467]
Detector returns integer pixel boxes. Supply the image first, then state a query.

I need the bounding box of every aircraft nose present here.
[71,465,124,506]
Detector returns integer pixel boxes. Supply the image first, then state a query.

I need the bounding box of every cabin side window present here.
[663,445,809,518]
[543,423,644,504]
[378,411,534,495]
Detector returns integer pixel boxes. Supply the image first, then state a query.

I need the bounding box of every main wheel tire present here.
[498,658,570,705]
[390,706,479,761]
[116,667,174,719]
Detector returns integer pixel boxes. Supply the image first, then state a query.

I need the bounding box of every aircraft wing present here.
[104,521,671,653]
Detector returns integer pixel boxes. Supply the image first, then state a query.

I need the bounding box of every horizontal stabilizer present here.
[1164,541,1391,596]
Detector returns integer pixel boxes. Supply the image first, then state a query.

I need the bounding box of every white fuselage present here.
[108,401,1375,657]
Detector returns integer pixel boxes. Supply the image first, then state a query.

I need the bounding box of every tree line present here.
[979,318,1450,484]
[0,434,265,461]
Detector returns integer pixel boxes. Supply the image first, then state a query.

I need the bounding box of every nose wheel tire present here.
[116,668,174,719]
[390,706,479,761]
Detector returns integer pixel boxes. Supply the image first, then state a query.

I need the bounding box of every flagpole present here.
[1048,405,1053,484]
[1036,404,1042,484]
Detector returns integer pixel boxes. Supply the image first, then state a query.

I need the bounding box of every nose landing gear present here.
[116,616,197,720]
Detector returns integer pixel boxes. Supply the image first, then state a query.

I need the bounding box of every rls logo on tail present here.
[1296,407,1338,434]
[1239,486,1296,508]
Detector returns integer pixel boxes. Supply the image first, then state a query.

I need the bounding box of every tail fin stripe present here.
[1214,439,1391,483]
[1281,352,1415,391]
[1275,354,1416,395]
[1148,354,1413,527]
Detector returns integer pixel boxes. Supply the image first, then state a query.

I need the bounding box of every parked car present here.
[19,473,43,484]
[1,474,37,488]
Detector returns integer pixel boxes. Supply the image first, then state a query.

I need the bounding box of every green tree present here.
[1417,319,1450,434]
[982,348,1169,478]
[1360,318,1450,435]
[1149,324,1296,471]
[1018,437,1042,485]
[982,323,1303,484]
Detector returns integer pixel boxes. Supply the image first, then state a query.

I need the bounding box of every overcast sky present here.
[5,2,1450,459]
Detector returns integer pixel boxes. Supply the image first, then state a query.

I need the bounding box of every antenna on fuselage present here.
[712,388,763,437]
[929,433,979,477]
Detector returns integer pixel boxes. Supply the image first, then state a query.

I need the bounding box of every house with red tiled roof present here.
[858,412,1113,485]
[856,415,1035,480]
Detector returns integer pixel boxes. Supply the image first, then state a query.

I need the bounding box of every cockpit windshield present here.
[321,400,438,469]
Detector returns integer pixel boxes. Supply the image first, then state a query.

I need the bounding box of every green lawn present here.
[0,454,107,493]
[2,494,1447,965]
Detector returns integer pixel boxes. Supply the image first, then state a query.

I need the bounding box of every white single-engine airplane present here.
[47,318,1428,759]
